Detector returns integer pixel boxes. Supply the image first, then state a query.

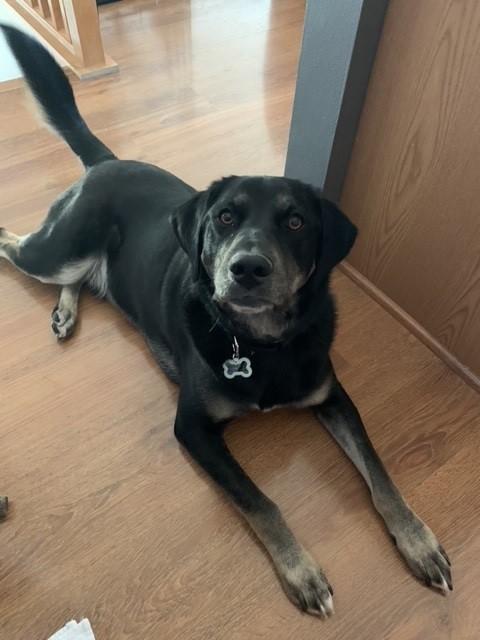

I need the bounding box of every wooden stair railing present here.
[5,0,117,79]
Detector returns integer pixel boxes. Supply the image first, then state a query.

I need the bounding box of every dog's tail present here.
[1,25,116,168]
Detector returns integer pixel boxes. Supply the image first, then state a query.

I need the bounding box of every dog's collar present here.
[198,288,284,379]
[221,334,285,379]
[214,313,288,353]
[197,281,289,349]
[232,333,283,352]
[195,278,331,379]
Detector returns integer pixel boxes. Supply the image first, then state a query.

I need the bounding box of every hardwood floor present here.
[0,1,479,638]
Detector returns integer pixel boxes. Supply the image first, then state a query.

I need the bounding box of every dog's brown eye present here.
[287,214,304,231]
[219,210,234,226]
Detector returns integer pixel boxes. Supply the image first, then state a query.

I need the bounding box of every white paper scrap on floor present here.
[48,619,95,640]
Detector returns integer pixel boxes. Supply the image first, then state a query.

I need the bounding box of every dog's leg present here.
[174,395,334,617]
[314,378,452,592]
[1,226,91,335]
[0,184,110,337]
[51,282,82,340]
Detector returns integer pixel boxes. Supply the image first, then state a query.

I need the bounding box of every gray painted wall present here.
[285,0,389,201]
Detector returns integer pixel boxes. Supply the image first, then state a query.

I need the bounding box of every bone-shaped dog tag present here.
[223,356,253,379]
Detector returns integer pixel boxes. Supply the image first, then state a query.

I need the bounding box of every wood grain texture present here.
[341,0,480,380]
[0,1,479,639]
[341,261,480,391]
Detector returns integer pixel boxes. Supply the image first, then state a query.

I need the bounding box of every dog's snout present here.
[229,253,273,287]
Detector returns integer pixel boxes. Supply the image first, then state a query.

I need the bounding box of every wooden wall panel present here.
[341,0,480,383]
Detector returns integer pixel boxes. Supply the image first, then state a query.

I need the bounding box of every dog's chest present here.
[256,376,331,412]
[217,343,331,411]
[208,366,332,422]
[187,299,333,414]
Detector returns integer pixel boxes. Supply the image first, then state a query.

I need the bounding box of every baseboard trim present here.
[340,262,480,392]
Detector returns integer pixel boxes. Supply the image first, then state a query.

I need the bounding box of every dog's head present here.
[171,176,357,340]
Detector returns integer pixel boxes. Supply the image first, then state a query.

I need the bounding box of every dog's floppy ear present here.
[315,197,357,280]
[170,176,239,281]
[170,191,206,281]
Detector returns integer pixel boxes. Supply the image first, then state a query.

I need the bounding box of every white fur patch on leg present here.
[87,254,108,298]
[37,259,96,285]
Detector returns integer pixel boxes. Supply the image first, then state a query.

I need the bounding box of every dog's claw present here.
[439,544,451,567]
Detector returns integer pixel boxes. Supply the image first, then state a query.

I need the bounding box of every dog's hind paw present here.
[0,227,19,243]
[51,305,77,340]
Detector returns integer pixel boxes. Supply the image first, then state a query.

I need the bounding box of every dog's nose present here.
[230,253,273,287]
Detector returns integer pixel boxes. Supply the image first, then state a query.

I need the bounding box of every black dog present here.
[0,26,451,616]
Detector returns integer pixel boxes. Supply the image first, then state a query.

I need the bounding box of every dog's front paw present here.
[393,517,452,593]
[277,550,334,617]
